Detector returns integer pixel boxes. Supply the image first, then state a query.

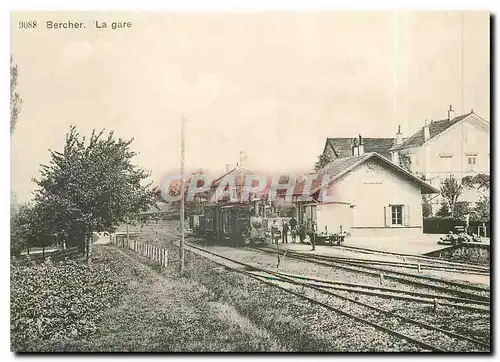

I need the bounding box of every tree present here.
[32,126,156,260]
[398,153,412,173]
[462,173,490,192]
[436,200,451,218]
[422,195,433,218]
[10,204,30,256]
[440,175,463,218]
[11,55,22,135]
[314,152,333,171]
[472,196,490,222]
[454,201,471,221]
[462,173,490,222]
[10,202,54,258]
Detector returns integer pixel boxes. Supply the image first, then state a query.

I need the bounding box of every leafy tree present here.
[472,196,490,222]
[398,153,412,173]
[314,152,333,171]
[422,195,433,218]
[462,173,490,221]
[440,175,463,218]
[10,202,54,257]
[32,126,156,259]
[11,204,29,256]
[454,201,471,221]
[436,200,451,218]
[11,55,22,135]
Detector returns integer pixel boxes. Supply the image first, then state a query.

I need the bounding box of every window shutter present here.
[404,205,410,226]
[384,206,390,227]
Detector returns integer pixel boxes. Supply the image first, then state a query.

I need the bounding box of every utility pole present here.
[180,115,186,272]
[239,151,243,202]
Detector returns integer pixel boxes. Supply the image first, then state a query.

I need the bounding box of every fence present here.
[111,233,168,269]
[12,247,81,266]
[423,218,490,237]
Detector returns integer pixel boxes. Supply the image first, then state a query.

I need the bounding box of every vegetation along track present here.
[252,246,490,303]
[184,242,489,352]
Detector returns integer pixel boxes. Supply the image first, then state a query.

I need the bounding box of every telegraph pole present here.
[180,115,186,272]
[239,151,243,202]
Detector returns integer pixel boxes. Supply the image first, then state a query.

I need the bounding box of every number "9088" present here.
[18,21,37,29]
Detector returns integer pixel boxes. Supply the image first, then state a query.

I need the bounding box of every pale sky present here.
[11,11,490,203]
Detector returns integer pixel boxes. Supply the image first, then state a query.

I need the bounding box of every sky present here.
[10,11,490,203]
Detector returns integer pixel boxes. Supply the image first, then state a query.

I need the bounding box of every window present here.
[467,155,477,171]
[391,205,403,225]
[385,205,409,227]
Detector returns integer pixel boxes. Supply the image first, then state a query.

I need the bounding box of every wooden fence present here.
[12,247,81,266]
[111,233,168,269]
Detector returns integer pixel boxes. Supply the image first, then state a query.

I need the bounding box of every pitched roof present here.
[294,152,439,197]
[391,113,472,151]
[326,137,396,159]
[210,167,253,188]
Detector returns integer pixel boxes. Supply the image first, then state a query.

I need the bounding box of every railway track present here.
[183,242,489,352]
[258,270,489,312]
[253,246,490,302]
[334,244,489,269]
[300,253,489,275]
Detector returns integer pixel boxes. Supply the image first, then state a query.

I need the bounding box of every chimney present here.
[447,105,455,121]
[352,138,359,156]
[226,164,230,173]
[396,125,403,145]
[424,120,430,142]
[358,134,365,156]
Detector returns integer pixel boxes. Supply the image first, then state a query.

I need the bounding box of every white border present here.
[2,1,497,361]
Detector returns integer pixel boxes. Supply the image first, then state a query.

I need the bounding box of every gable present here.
[321,157,430,202]
[295,152,438,197]
[326,137,395,159]
[391,112,489,151]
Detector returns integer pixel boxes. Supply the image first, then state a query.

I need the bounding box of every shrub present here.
[11,258,125,351]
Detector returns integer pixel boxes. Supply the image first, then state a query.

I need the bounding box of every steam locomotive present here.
[189,200,290,246]
[189,199,346,246]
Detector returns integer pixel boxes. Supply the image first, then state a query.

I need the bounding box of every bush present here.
[11,258,125,351]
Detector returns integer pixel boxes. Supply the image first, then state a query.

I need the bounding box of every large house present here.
[322,136,399,161]
[293,143,439,239]
[389,109,490,211]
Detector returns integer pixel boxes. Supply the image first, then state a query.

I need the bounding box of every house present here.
[389,109,490,211]
[322,135,399,161]
[208,165,293,213]
[209,166,255,202]
[293,138,439,239]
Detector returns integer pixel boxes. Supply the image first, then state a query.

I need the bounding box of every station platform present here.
[270,234,490,262]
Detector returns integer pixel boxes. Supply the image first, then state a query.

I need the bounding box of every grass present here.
[15,219,457,352]
[61,246,282,352]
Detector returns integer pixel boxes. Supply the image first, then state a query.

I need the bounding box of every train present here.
[189,199,346,246]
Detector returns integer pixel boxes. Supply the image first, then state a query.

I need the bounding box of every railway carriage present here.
[192,200,287,246]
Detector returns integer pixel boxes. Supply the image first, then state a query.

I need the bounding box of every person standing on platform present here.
[310,221,317,251]
[282,220,289,243]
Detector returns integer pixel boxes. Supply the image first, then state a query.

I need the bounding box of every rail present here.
[183,242,489,352]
